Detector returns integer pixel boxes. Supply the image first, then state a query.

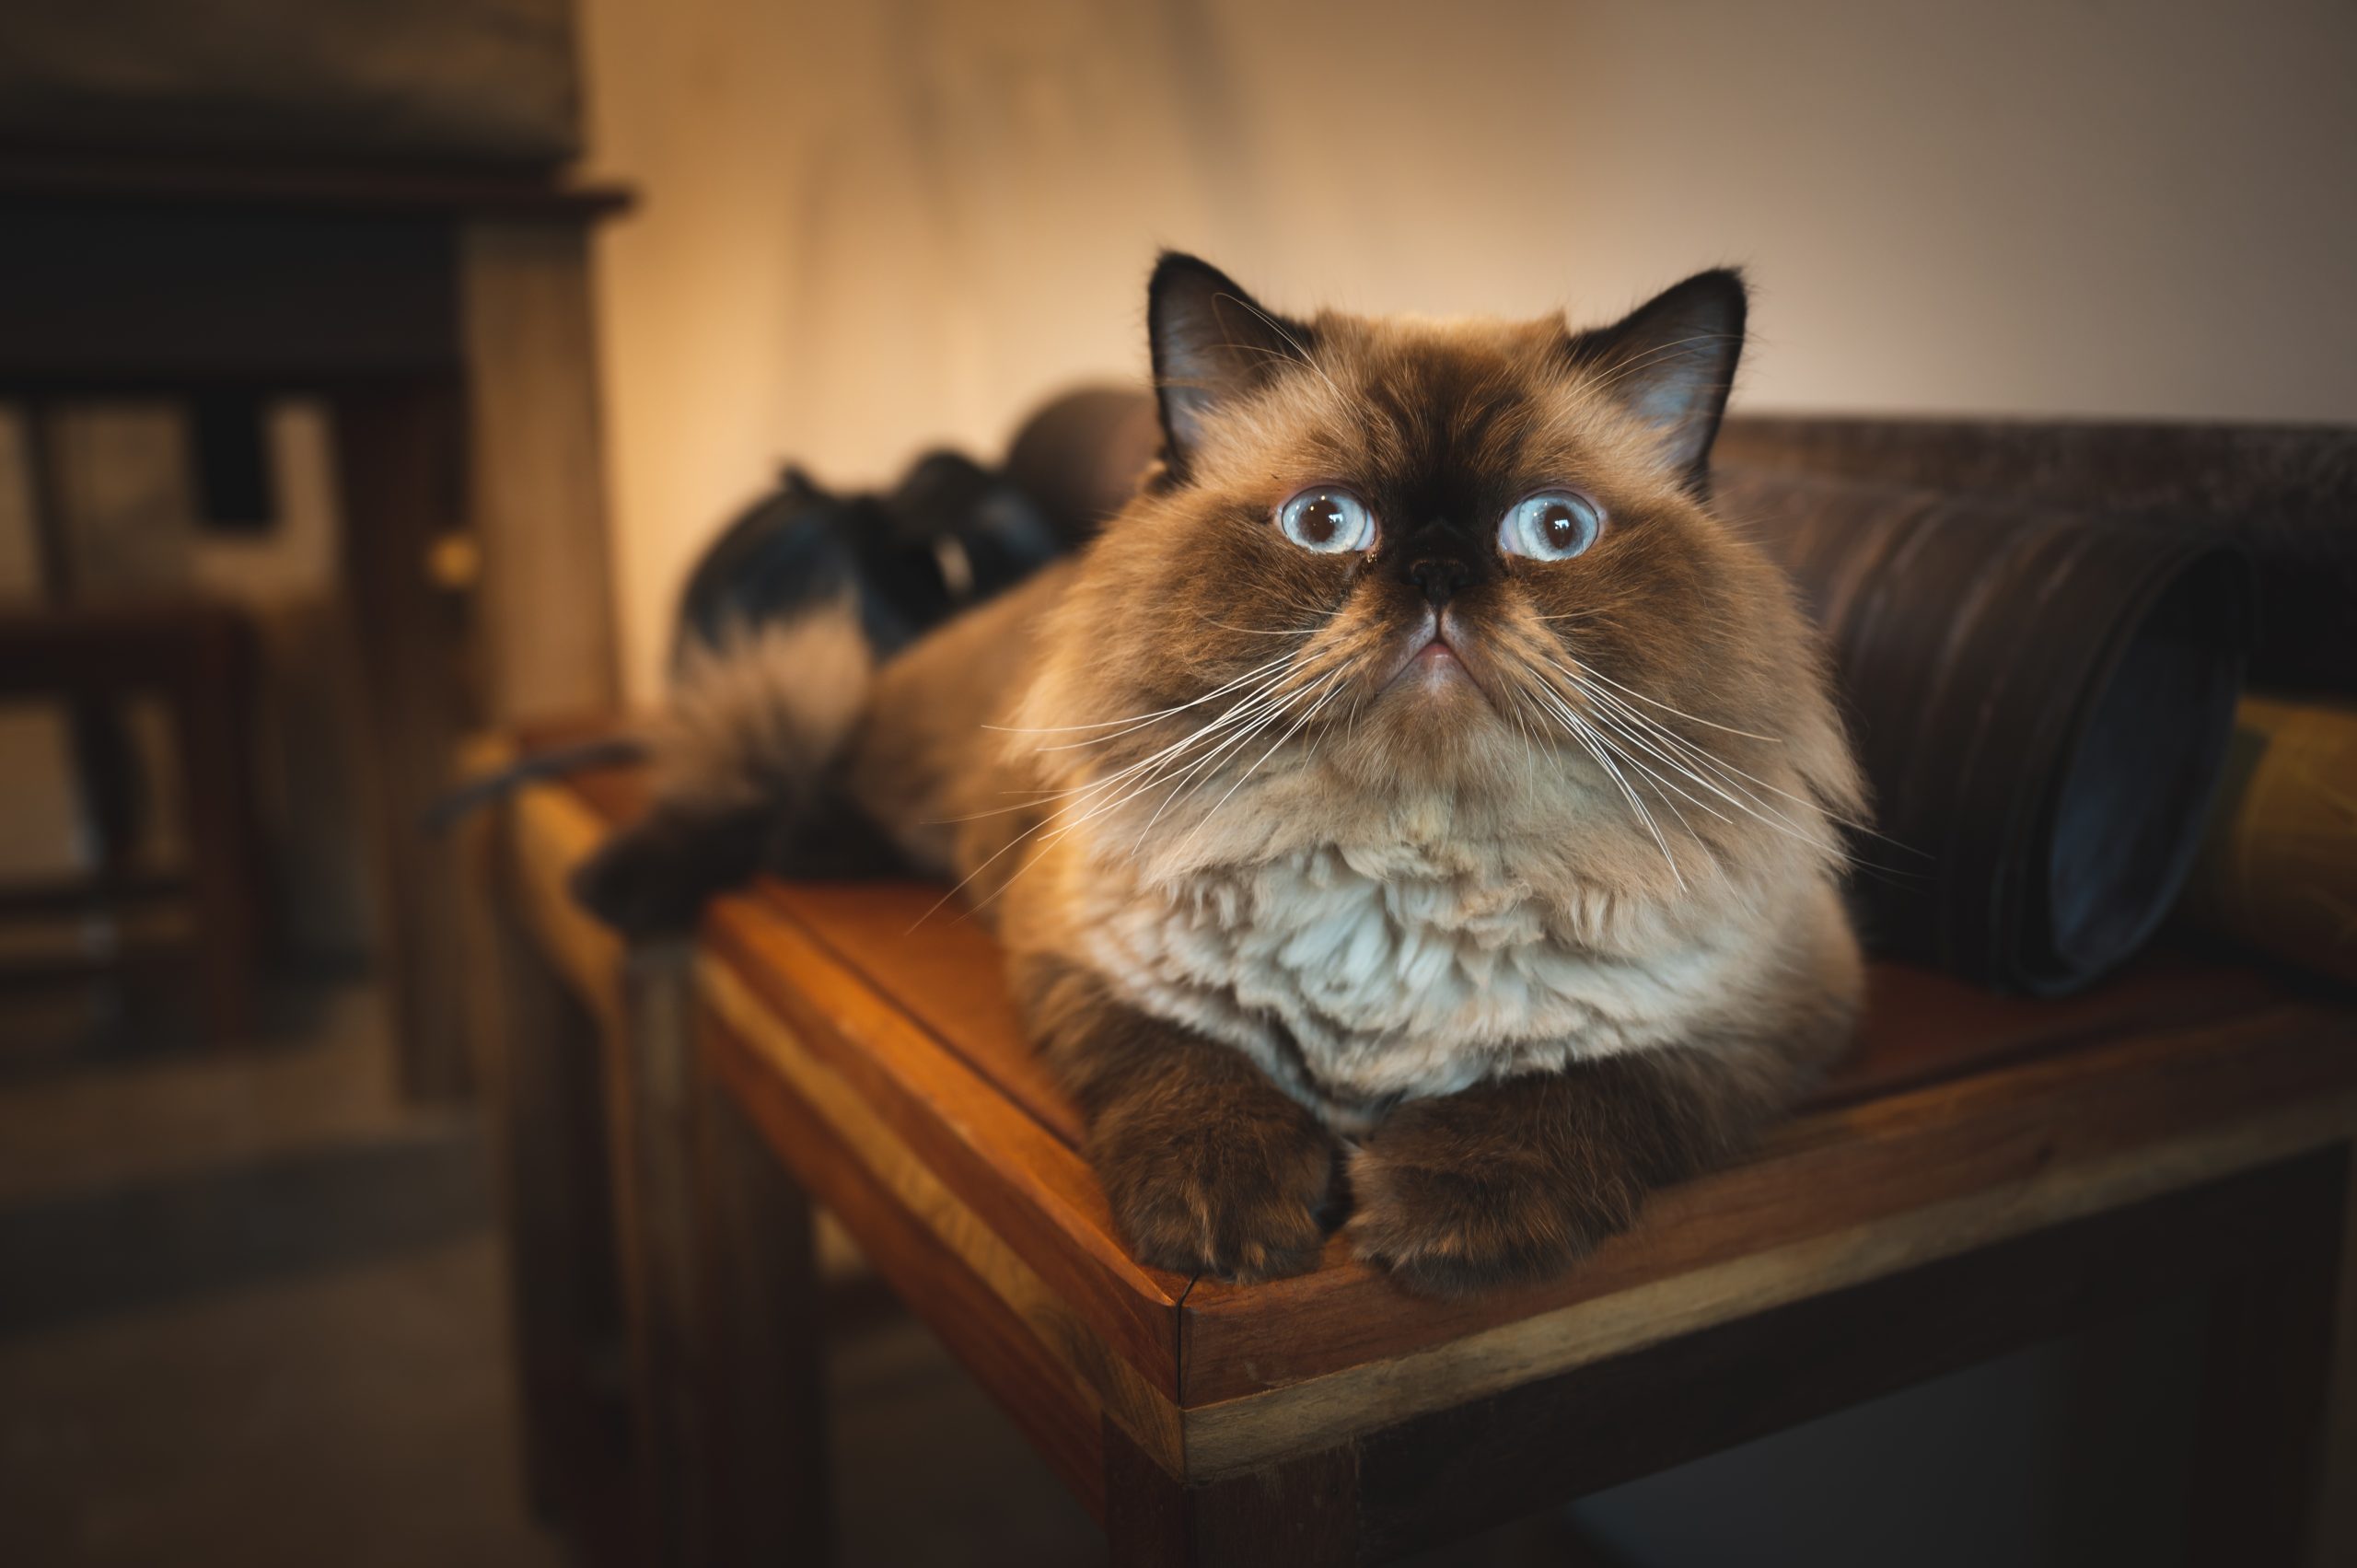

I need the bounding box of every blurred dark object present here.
[676,452,1065,668]
[190,389,277,531]
[1717,467,2252,995]
[1001,384,1165,548]
[443,434,1079,830]
[1716,417,2357,695]
[0,602,266,1043]
[0,0,579,169]
[2178,694,2357,986]
[437,431,1079,832]
[0,163,627,385]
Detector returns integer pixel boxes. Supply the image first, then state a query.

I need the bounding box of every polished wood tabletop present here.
[515,752,2357,1522]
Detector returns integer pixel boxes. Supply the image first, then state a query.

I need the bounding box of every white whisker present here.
[1550,657,1779,742]
[1551,675,1835,854]
[1516,674,1687,892]
[1171,672,1350,861]
[1562,667,1899,846]
[982,651,1294,738]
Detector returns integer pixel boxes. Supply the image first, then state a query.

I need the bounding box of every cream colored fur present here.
[655,598,875,812]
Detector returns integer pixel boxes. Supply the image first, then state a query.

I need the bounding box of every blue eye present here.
[1499,491,1604,560]
[1276,487,1376,553]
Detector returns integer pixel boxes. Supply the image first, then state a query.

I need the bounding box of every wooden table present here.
[488,753,2357,1567]
[0,157,629,1091]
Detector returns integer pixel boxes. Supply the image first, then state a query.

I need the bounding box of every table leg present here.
[2314,1144,2357,1568]
[609,941,715,1565]
[171,613,264,1044]
[694,1018,833,1566]
[458,220,621,726]
[2187,1144,2346,1566]
[1103,1422,1362,1568]
[332,379,481,1098]
[468,828,632,1530]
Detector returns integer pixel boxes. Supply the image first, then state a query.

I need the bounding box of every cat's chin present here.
[1346,673,1523,787]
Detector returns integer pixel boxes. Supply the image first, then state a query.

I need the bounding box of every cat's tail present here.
[654,596,876,819]
[422,736,650,832]
[571,597,898,937]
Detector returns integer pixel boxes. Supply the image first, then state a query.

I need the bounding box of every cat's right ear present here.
[1148,252,1315,481]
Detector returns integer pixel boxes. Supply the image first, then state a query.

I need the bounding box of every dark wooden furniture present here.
[0,601,265,1040]
[488,752,2357,1566]
[460,730,698,1556]
[0,157,629,1089]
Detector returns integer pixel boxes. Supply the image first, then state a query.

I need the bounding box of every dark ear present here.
[1148,252,1316,480]
[1565,269,1747,485]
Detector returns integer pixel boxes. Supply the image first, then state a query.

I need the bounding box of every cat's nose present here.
[1406,556,1473,609]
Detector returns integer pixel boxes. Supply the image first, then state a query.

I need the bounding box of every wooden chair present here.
[0,600,266,1042]
[0,157,630,1094]
[484,746,2357,1566]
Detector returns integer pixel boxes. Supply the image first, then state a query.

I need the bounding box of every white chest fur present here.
[1076,841,1757,1131]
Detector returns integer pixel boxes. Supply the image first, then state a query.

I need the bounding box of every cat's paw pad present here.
[1348,1112,1643,1298]
[1093,1098,1341,1283]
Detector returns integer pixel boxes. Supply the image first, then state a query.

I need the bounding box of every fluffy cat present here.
[577,254,1868,1296]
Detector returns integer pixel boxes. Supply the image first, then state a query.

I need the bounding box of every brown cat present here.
[578,254,1867,1296]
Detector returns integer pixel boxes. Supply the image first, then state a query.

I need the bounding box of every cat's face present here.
[1019,257,1861,895]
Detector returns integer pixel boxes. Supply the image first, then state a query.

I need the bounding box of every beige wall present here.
[579,0,2357,702]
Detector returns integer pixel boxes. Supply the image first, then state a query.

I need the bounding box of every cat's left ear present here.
[1565,269,1747,486]
[1148,252,1318,482]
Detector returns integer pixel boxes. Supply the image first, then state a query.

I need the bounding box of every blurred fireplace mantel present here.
[0,154,635,1098]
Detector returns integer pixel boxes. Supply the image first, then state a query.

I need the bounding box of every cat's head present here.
[1016,255,1864,902]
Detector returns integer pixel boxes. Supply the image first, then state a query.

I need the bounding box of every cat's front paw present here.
[1348,1094,1649,1299]
[1090,1087,1341,1283]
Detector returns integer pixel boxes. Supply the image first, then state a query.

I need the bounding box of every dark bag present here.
[673,451,1066,668]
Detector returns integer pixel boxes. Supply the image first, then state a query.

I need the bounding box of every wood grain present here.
[701,997,1114,1516]
[701,893,1191,1391]
[336,381,478,1098]
[759,879,1083,1146]
[508,778,628,1021]
[1104,1419,1361,1568]
[692,1044,830,1566]
[700,949,1185,1477]
[0,602,265,1043]
[501,771,713,1560]
[1177,998,2357,1413]
[464,810,632,1526]
[1182,1092,2357,1479]
[609,943,708,1565]
[1353,1151,2348,1562]
[460,220,621,726]
[518,756,2357,1515]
